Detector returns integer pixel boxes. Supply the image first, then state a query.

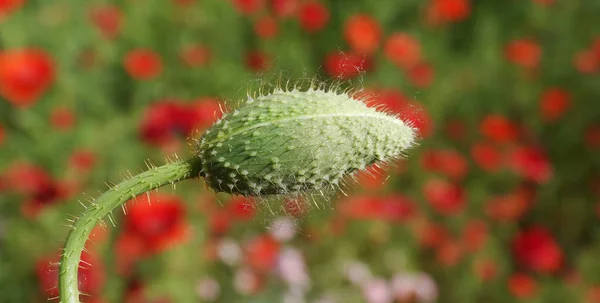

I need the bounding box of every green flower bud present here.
[195,88,416,196]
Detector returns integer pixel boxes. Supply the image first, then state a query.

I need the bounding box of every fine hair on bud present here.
[193,80,417,201]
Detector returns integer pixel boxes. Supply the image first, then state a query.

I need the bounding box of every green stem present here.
[59,158,203,303]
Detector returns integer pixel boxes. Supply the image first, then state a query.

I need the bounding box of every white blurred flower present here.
[196,277,220,301]
[269,217,298,242]
[391,272,438,302]
[344,261,372,286]
[362,277,392,303]
[218,238,241,266]
[278,247,311,292]
[283,289,306,303]
[234,267,260,295]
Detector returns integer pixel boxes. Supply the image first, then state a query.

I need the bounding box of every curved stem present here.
[59,158,203,303]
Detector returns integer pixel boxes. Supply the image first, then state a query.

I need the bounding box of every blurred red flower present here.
[508,273,537,299]
[505,39,541,69]
[420,149,469,180]
[232,0,265,14]
[586,125,600,149]
[512,226,563,273]
[436,240,463,267]
[473,259,498,282]
[574,50,599,74]
[471,142,503,172]
[384,33,422,69]
[480,114,519,143]
[245,50,272,72]
[0,48,55,107]
[254,16,278,39]
[423,178,466,216]
[509,146,552,183]
[324,52,372,79]
[121,192,190,255]
[5,162,70,217]
[270,0,298,17]
[139,98,222,148]
[427,0,471,24]
[397,101,433,138]
[298,1,329,33]
[485,190,530,222]
[69,149,97,173]
[460,219,488,253]
[244,235,280,272]
[407,61,435,88]
[354,164,389,190]
[540,87,572,122]
[344,14,381,55]
[413,219,450,249]
[209,210,232,236]
[340,194,416,222]
[587,285,600,303]
[50,106,76,131]
[37,252,105,300]
[89,5,122,40]
[0,0,24,19]
[284,197,309,217]
[123,49,163,80]
[227,196,256,221]
[180,45,211,67]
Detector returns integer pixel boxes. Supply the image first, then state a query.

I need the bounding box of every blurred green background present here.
[1,0,600,302]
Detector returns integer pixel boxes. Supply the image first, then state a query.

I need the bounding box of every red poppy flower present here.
[407,62,435,88]
[479,114,519,143]
[427,0,471,24]
[420,149,468,180]
[384,33,421,69]
[209,210,232,235]
[232,0,265,14]
[436,240,463,267]
[485,190,531,222]
[423,178,466,216]
[298,1,329,33]
[512,226,563,273]
[508,146,552,183]
[340,195,416,222]
[355,164,389,190]
[5,162,70,217]
[0,48,55,107]
[473,259,498,282]
[139,98,222,148]
[540,87,571,122]
[254,16,278,39]
[574,50,599,74]
[180,45,211,67]
[587,285,600,303]
[508,273,537,299]
[270,0,298,18]
[324,52,372,79]
[471,142,503,172]
[122,192,190,254]
[69,149,97,173]
[37,252,105,299]
[395,101,433,138]
[244,235,280,272]
[365,88,410,113]
[123,49,163,80]
[284,197,309,217]
[444,119,466,141]
[585,125,600,149]
[460,219,487,253]
[505,39,541,69]
[50,106,76,131]
[0,0,24,19]
[344,14,381,55]
[245,51,272,72]
[89,5,122,40]
[227,196,256,221]
[413,219,450,249]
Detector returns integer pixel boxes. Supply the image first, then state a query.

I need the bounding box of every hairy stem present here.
[59,158,202,303]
